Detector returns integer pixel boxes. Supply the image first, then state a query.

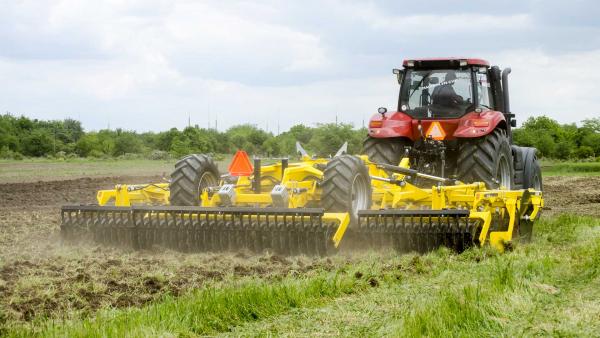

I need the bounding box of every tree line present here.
[0,114,367,160]
[0,113,598,160]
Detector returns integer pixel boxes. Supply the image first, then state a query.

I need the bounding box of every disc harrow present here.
[357,210,479,253]
[61,205,338,255]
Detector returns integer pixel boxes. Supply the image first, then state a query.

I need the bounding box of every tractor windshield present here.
[399,69,473,119]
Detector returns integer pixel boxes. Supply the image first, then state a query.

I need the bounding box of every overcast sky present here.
[1,0,599,132]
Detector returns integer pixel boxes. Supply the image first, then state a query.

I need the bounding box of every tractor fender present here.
[367,111,413,139]
[453,111,507,138]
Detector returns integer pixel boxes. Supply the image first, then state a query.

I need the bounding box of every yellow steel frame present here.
[96,155,543,251]
[97,184,170,206]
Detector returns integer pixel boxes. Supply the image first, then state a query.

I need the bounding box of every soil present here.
[0,175,342,324]
[0,174,598,324]
[542,176,600,217]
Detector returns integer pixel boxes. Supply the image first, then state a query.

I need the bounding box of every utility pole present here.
[188,113,191,128]
[335,114,338,126]
[215,119,218,131]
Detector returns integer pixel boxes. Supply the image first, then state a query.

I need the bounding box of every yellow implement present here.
[62,151,543,255]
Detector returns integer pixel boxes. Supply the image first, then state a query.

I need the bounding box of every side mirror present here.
[393,69,404,84]
[511,119,517,128]
[378,107,388,115]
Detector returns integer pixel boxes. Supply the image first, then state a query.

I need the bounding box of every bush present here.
[574,146,595,159]
[88,150,106,159]
[148,150,171,160]
[0,145,23,160]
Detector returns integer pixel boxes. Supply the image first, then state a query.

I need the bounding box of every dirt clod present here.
[368,277,379,287]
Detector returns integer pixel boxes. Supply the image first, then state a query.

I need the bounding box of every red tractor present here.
[363,57,542,190]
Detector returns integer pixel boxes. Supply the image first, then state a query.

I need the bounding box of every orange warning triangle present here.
[228,150,254,176]
[425,121,446,140]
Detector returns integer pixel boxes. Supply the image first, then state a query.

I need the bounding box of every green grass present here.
[4,214,600,337]
[0,157,232,183]
[0,158,173,183]
[541,160,600,176]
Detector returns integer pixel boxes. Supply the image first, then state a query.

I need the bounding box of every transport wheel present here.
[321,155,372,223]
[169,154,220,206]
[362,137,411,165]
[457,129,514,189]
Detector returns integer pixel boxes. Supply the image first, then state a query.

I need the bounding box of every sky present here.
[1,0,599,132]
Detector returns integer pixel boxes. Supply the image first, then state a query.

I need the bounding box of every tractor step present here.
[356,209,480,253]
[61,205,338,256]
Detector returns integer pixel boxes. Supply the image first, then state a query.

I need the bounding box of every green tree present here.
[22,129,53,156]
[113,130,142,156]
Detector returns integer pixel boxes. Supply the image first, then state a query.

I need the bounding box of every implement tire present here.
[362,137,410,165]
[321,155,372,223]
[169,154,220,206]
[457,129,514,189]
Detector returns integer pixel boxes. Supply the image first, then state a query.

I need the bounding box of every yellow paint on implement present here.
[94,155,543,252]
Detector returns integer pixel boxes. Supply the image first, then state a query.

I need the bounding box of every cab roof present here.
[402,58,490,69]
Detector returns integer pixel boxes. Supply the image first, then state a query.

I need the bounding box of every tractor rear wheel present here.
[169,154,220,206]
[362,137,410,165]
[321,155,372,223]
[457,129,514,189]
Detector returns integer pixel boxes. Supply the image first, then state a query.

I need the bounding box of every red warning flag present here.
[228,150,254,176]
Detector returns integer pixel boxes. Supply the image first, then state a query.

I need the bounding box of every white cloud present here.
[0,0,598,132]
[488,48,600,125]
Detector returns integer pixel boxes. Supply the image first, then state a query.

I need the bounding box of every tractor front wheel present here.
[169,154,220,206]
[457,129,514,189]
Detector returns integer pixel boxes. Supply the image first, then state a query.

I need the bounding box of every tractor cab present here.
[395,58,500,120]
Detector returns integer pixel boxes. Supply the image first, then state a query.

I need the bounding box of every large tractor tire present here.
[512,146,542,191]
[169,154,220,206]
[457,129,515,189]
[321,155,372,223]
[518,148,542,243]
[522,148,542,191]
[362,137,410,165]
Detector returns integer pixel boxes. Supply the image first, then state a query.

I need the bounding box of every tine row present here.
[61,207,337,256]
[356,214,480,253]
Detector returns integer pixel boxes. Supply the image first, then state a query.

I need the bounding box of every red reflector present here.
[369,121,383,128]
[473,120,489,127]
